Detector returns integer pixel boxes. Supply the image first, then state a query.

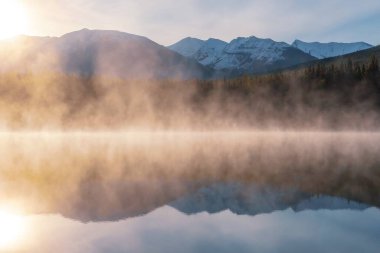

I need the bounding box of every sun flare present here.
[0,0,28,40]
[0,210,26,249]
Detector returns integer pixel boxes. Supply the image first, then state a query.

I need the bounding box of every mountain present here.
[329,44,380,65]
[0,29,211,79]
[168,37,205,57]
[284,44,380,73]
[0,29,374,80]
[213,36,316,75]
[193,38,228,66]
[168,36,316,76]
[292,39,373,59]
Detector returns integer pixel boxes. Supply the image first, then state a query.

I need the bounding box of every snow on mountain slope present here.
[169,36,316,75]
[292,39,373,59]
[214,36,290,70]
[193,38,228,65]
[168,37,205,57]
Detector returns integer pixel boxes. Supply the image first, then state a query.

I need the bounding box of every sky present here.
[22,0,380,46]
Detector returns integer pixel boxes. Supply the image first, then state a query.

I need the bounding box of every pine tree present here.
[367,55,379,74]
[361,64,366,78]
[346,58,353,74]
[353,63,362,80]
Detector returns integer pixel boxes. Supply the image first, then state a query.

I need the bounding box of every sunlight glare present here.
[0,0,28,40]
[0,209,26,249]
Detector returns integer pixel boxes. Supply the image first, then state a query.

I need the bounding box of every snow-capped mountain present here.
[292,39,373,59]
[194,38,228,66]
[168,36,316,75]
[0,29,210,79]
[222,36,290,64]
[212,36,309,72]
[168,37,205,57]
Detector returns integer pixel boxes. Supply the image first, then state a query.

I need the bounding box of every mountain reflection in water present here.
[0,132,379,252]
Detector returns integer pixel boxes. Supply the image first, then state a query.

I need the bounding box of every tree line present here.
[304,55,379,83]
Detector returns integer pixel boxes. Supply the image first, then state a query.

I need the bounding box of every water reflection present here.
[0,132,379,252]
[22,206,380,253]
[171,183,370,215]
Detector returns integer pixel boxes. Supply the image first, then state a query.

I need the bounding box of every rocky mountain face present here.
[169,36,316,76]
[169,36,374,76]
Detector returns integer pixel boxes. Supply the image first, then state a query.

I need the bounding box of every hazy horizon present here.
[6,0,379,46]
[11,27,376,48]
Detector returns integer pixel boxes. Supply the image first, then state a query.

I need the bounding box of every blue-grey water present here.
[0,132,379,252]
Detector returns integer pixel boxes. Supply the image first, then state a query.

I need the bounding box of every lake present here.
[0,131,379,252]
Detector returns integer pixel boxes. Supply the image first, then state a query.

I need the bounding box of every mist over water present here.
[0,73,379,130]
[0,31,379,253]
[0,131,379,220]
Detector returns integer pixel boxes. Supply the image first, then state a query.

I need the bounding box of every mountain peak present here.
[64,28,133,37]
[59,29,155,48]
[168,37,205,57]
[224,36,289,56]
[205,38,227,44]
[168,35,314,75]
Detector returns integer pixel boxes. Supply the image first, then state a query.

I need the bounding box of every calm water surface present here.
[0,132,379,253]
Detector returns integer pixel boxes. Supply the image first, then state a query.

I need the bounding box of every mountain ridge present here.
[169,35,316,76]
[0,29,212,79]
[292,39,373,59]
[0,29,375,79]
